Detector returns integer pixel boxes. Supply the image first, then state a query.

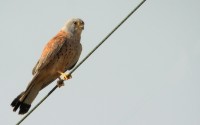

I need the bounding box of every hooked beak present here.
[78,21,84,30]
[79,25,84,30]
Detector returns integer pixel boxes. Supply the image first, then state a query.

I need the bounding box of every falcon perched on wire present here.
[11,18,84,115]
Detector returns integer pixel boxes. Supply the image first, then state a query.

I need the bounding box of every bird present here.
[11,18,84,115]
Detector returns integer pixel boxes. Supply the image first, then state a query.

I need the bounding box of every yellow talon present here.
[58,71,72,81]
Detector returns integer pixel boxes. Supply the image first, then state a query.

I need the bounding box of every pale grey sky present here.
[0,0,200,125]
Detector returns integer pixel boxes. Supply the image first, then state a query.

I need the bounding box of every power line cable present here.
[16,0,146,124]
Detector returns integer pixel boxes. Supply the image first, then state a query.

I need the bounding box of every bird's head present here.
[61,18,84,36]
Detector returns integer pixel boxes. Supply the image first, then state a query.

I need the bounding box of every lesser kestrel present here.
[11,18,84,114]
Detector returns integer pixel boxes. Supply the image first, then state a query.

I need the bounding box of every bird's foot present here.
[58,71,72,81]
[57,79,65,88]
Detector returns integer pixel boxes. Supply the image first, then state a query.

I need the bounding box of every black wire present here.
[16,0,146,124]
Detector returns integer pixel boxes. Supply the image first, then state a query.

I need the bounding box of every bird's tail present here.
[10,91,31,114]
[11,74,42,115]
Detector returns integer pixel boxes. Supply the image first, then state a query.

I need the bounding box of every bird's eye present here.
[73,21,77,25]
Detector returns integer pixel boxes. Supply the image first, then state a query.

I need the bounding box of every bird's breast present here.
[53,41,82,73]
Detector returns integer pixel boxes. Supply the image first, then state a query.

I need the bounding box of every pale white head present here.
[61,18,84,36]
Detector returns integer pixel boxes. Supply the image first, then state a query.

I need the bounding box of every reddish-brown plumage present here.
[33,30,70,74]
[41,31,68,60]
[11,18,84,114]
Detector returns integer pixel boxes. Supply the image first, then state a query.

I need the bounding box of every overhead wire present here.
[16,0,146,124]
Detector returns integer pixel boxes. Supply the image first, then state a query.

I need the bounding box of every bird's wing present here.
[68,61,78,70]
[32,31,68,75]
[32,61,39,75]
[21,31,69,105]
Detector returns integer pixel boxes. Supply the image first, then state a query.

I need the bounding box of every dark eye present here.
[73,21,77,25]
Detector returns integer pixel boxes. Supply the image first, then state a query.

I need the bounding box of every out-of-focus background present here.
[0,0,200,125]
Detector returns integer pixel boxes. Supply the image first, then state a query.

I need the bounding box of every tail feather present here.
[11,83,41,114]
[11,92,24,108]
[11,73,43,115]
[11,91,31,115]
[11,73,53,115]
[19,103,31,115]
